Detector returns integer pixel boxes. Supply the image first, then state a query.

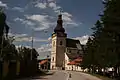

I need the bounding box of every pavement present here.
[16,70,102,80]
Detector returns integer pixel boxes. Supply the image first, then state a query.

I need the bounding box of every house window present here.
[77,51,79,54]
[60,41,62,45]
[69,50,71,53]
[65,60,67,63]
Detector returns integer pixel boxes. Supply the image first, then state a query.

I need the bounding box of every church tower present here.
[51,14,67,70]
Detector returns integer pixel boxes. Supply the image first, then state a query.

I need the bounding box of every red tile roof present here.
[67,57,82,65]
[74,57,82,62]
[40,60,48,65]
[67,61,76,65]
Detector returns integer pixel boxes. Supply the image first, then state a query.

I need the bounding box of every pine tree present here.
[100,0,120,76]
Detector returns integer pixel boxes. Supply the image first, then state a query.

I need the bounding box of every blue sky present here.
[0,0,104,59]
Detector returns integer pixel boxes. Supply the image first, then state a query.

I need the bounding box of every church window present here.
[53,41,55,47]
[60,41,62,45]
[52,57,54,61]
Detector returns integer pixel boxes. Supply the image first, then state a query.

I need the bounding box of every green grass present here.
[84,72,113,80]
[37,70,55,76]
[91,73,113,80]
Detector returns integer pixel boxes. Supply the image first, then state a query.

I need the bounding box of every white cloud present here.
[8,33,48,42]
[26,14,49,22]
[62,12,72,17]
[12,7,24,12]
[62,12,79,27]
[48,2,61,10]
[8,33,27,38]
[15,37,48,42]
[8,33,31,42]
[13,1,80,32]
[37,43,52,53]
[14,17,35,26]
[74,35,89,45]
[0,1,7,8]
[48,2,56,8]
[35,3,47,9]
[48,0,55,2]
[26,14,54,31]
[37,43,51,59]
[14,37,31,42]
[33,38,48,42]
[48,37,51,41]
[14,18,24,22]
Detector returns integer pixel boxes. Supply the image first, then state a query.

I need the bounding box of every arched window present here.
[52,57,54,61]
[53,41,55,47]
[60,41,62,45]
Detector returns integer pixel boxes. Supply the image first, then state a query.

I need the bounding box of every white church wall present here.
[65,53,69,70]
[51,36,57,70]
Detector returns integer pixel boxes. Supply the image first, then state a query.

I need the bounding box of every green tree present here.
[100,0,120,73]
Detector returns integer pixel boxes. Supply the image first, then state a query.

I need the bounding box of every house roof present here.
[67,57,82,65]
[66,53,80,60]
[66,38,81,48]
[67,61,76,65]
[66,38,83,60]
[39,60,48,65]
[74,57,82,62]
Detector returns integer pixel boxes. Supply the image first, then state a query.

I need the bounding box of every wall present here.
[51,35,66,69]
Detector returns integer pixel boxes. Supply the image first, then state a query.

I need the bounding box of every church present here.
[50,14,84,71]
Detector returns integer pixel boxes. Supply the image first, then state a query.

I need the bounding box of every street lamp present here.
[47,55,49,71]
[31,29,34,60]
[30,29,48,61]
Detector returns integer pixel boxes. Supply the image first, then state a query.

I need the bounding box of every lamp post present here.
[30,29,48,61]
[46,55,49,71]
[31,29,34,61]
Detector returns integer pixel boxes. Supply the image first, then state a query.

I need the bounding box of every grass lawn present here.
[91,73,113,80]
[84,72,114,80]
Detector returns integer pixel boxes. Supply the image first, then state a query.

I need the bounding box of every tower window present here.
[52,57,54,62]
[53,41,55,47]
[60,41,62,45]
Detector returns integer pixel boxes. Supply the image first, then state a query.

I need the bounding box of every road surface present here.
[17,70,102,80]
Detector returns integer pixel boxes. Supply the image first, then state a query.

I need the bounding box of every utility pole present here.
[47,55,49,71]
[31,29,34,60]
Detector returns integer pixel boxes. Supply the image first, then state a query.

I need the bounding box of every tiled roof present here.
[67,61,76,65]
[67,57,82,65]
[66,38,83,60]
[66,38,80,48]
[40,60,48,65]
[66,53,80,60]
[74,57,82,62]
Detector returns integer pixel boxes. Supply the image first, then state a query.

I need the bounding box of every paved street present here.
[17,70,102,80]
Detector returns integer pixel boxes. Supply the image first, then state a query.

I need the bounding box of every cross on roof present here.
[59,8,63,15]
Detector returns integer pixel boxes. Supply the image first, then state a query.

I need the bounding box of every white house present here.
[50,14,84,71]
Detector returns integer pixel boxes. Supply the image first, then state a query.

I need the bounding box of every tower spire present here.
[54,10,65,33]
[59,8,62,15]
